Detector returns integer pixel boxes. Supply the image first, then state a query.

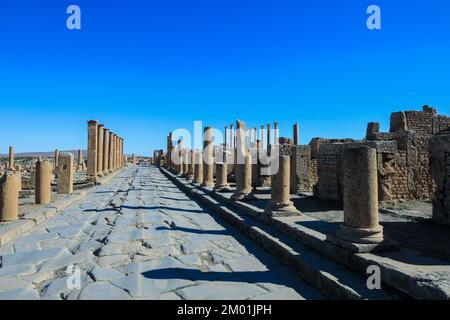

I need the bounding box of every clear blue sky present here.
[1,0,449,155]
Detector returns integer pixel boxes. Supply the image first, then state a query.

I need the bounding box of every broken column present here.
[265,138,300,216]
[202,127,214,187]
[57,152,74,194]
[54,149,60,169]
[87,120,98,181]
[8,146,14,170]
[334,146,384,244]
[231,120,254,201]
[97,124,104,177]
[35,158,52,204]
[103,128,110,174]
[293,123,299,145]
[214,144,230,192]
[0,170,20,222]
[193,150,203,184]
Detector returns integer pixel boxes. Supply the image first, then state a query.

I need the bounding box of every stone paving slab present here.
[0,166,324,300]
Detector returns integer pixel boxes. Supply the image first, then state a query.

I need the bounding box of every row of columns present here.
[87,120,125,182]
[160,120,384,248]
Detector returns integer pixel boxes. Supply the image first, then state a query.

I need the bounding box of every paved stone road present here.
[0,166,325,300]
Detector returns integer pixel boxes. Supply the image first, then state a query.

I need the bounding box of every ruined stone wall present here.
[314,143,344,202]
[434,115,450,134]
[314,141,398,204]
[308,138,354,196]
[403,110,435,134]
[365,106,450,203]
[310,159,318,188]
[290,145,312,193]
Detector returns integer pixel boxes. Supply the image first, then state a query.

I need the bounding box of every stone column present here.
[183,149,189,177]
[0,170,20,222]
[265,138,300,216]
[8,146,14,170]
[202,127,214,187]
[225,126,229,147]
[267,124,271,148]
[251,140,261,187]
[229,124,234,149]
[103,128,110,174]
[120,138,124,168]
[193,150,203,184]
[214,145,230,192]
[187,149,195,180]
[57,153,74,194]
[97,124,104,177]
[77,149,83,165]
[35,158,52,205]
[260,126,265,150]
[274,122,279,145]
[335,146,384,244]
[113,134,118,170]
[87,120,98,181]
[108,132,114,172]
[114,135,119,170]
[54,149,60,169]
[231,120,254,201]
[293,123,299,145]
[177,139,184,175]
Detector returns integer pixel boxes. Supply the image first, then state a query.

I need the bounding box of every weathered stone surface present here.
[35,158,52,204]
[87,120,98,181]
[57,153,74,194]
[334,146,384,245]
[0,170,20,222]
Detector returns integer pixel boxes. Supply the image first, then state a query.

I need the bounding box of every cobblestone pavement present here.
[0,166,325,300]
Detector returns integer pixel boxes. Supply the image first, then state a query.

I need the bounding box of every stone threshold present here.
[0,167,126,247]
[161,167,450,300]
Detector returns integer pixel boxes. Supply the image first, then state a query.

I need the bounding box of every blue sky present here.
[0,0,449,155]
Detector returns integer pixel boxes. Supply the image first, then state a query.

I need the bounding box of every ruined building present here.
[313,106,450,205]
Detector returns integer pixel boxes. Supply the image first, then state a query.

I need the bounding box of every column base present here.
[186,175,194,181]
[231,190,256,201]
[214,184,231,193]
[97,173,104,178]
[103,170,109,176]
[201,181,215,188]
[264,200,301,217]
[327,224,399,253]
[193,178,203,185]
[335,224,384,244]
